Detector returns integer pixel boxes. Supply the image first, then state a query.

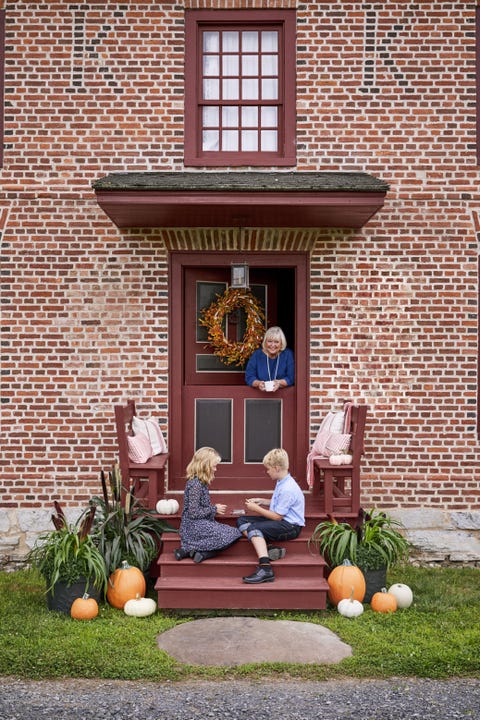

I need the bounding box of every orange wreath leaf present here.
[199,288,265,367]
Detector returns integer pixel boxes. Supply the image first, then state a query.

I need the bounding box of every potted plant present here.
[27,501,108,613]
[91,464,177,578]
[309,508,410,602]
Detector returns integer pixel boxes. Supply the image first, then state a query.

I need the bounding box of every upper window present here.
[184,10,296,167]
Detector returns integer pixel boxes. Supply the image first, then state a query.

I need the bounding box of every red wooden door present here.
[169,252,309,492]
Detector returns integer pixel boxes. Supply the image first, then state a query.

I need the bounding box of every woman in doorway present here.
[174,446,241,563]
[245,326,294,392]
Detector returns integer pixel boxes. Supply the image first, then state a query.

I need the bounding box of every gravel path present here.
[1,677,479,720]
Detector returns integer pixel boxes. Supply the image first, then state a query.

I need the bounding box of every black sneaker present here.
[242,565,275,584]
[174,548,190,561]
[267,546,286,561]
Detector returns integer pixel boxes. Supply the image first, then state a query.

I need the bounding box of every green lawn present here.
[1,565,479,681]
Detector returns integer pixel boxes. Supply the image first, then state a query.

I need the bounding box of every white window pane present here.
[222,106,239,127]
[223,55,239,77]
[261,31,278,52]
[242,31,258,52]
[242,78,258,100]
[223,78,239,100]
[261,54,278,76]
[203,78,219,100]
[203,130,219,151]
[204,32,219,52]
[261,106,277,127]
[203,55,219,77]
[241,106,257,128]
[223,130,239,151]
[261,130,277,152]
[242,130,258,151]
[261,78,278,100]
[242,55,258,76]
[203,106,219,127]
[223,31,239,51]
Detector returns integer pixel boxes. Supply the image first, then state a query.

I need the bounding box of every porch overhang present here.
[92,172,389,229]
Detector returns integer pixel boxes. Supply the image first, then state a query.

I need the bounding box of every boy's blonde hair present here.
[263,448,289,470]
[186,446,221,485]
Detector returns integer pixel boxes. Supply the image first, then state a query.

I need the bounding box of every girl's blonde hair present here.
[262,326,287,352]
[263,448,289,471]
[186,446,221,485]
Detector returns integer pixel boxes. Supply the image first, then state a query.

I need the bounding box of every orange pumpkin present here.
[371,588,398,613]
[106,561,146,609]
[70,593,99,620]
[327,560,366,606]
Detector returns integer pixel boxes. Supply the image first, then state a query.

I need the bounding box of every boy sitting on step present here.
[236,448,305,584]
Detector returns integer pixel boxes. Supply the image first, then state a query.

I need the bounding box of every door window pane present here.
[196,399,232,462]
[245,399,282,463]
[241,106,258,127]
[196,281,227,341]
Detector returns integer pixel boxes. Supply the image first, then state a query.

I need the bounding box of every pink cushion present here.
[132,416,167,455]
[127,432,153,464]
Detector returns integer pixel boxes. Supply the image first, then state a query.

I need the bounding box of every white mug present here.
[264,380,275,392]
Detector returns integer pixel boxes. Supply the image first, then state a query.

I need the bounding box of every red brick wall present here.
[1,2,479,514]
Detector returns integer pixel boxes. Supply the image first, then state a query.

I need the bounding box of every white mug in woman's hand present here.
[264,380,275,392]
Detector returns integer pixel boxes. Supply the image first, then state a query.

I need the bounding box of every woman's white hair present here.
[262,326,287,352]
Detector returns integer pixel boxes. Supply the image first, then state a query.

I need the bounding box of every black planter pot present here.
[46,579,101,614]
[362,566,387,603]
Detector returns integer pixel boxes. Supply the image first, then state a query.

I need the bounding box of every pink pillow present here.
[132,416,167,455]
[127,432,152,464]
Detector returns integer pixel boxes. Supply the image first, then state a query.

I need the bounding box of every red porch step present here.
[155,513,330,610]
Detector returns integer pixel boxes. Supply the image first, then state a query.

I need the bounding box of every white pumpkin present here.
[388,583,413,609]
[124,593,157,617]
[337,596,364,618]
[329,453,353,466]
[156,498,180,515]
[168,498,180,514]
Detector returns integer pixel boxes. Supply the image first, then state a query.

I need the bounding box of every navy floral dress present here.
[179,478,241,552]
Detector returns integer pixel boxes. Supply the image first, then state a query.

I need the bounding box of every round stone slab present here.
[157,617,352,666]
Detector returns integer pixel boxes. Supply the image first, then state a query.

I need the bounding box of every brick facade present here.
[1,2,479,559]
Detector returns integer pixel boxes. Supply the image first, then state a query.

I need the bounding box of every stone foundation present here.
[1,507,480,571]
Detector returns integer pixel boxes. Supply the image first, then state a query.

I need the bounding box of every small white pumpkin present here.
[337,594,364,618]
[388,583,413,609]
[156,498,180,515]
[124,593,157,617]
[168,498,180,514]
[329,453,353,466]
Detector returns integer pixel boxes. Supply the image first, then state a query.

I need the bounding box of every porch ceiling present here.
[92,172,389,229]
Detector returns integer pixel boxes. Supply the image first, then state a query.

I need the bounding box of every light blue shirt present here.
[270,473,305,527]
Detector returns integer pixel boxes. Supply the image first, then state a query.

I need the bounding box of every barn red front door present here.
[169,252,309,493]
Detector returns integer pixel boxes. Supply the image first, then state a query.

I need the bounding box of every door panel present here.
[169,252,309,493]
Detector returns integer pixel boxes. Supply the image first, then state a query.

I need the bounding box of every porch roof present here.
[92,172,389,229]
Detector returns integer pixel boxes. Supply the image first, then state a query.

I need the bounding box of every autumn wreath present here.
[199,287,265,367]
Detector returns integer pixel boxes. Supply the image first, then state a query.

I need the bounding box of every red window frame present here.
[184,9,296,167]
